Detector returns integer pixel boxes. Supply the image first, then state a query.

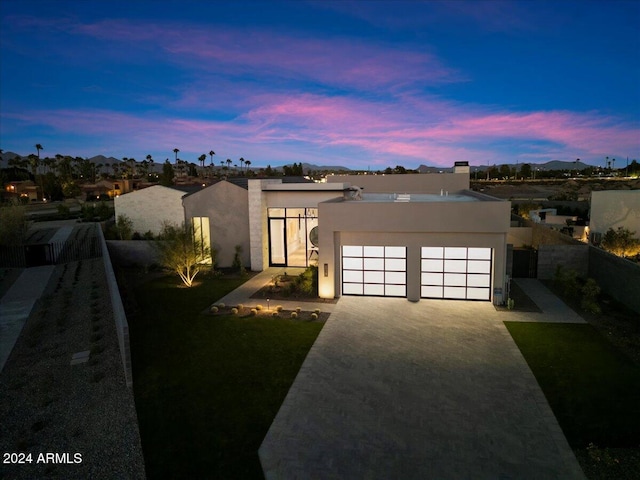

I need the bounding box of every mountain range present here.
[1,151,595,174]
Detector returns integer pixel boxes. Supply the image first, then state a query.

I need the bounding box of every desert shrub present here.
[116,214,133,240]
[0,205,30,245]
[311,313,318,321]
[290,311,298,319]
[236,304,244,312]
[581,278,601,314]
[296,306,302,313]
[250,309,257,316]
[276,305,283,312]
[217,303,225,308]
[272,311,278,317]
[553,265,580,299]
[210,306,218,313]
[132,231,142,240]
[232,244,246,275]
[231,308,238,315]
[256,304,263,311]
[57,204,71,218]
[314,308,321,315]
[143,230,154,240]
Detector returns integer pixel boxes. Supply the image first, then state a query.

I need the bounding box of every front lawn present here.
[505,322,640,447]
[129,274,325,479]
[506,322,640,478]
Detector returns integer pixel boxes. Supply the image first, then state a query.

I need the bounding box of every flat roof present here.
[359,192,480,203]
[262,183,350,192]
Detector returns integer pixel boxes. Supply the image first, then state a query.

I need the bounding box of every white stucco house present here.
[115,163,511,304]
[589,190,640,242]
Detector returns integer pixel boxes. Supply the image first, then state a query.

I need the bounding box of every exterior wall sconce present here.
[324,263,328,277]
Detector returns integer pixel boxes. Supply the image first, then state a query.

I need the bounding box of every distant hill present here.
[418,160,595,172]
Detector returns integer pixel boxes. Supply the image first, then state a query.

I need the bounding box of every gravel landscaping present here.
[0,225,145,479]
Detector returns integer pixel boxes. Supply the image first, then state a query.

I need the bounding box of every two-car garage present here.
[341,245,493,302]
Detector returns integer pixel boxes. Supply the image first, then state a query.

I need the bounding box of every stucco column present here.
[406,245,421,302]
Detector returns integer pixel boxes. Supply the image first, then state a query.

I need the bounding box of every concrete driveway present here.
[259,296,584,479]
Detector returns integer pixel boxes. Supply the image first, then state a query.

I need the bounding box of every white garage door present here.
[421,247,492,301]
[342,246,406,297]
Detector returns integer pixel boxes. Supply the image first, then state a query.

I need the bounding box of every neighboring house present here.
[589,190,640,242]
[114,185,195,236]
[4,180,41,201]
[182,180,251,269]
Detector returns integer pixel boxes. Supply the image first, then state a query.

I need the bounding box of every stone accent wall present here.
[248,179,281,271]
[537,244,589,280]
[589,246,640,315]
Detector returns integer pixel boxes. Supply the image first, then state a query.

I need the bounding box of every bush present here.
[290,311,298,319]
[311,313,318,321]
[256,305,263,311]
[0,205,30,246]
[272,311,278,317]
[314,308,321,315]
[250,308,257,316]
[276,305,283,312]
[553,265,580,299]
[210,306,218,313]
[236,304,244,312]
[581,278,601,315]
[231,308,238,315]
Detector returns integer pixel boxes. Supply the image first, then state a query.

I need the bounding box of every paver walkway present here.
[259,296,585,479]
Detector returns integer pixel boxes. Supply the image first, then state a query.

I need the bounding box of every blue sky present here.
[1,0,638,169]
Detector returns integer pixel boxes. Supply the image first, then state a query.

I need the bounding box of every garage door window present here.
[421,247,491,300]
[342,246,406,297]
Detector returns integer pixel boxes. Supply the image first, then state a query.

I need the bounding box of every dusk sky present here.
[1,0,638,169]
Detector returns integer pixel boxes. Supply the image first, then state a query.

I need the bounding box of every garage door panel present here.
[343,270,363,283]
[444,286,466,299]
[343,246,362,256]
[385,285,406,297]
[385,258,406,271]
[364,246,385,257]
[422,259,443,271]
[364,258,384,270]
[343,283,363,295]
[467,274,490,287]
[421,286,443,298]
[467,288,490,300]
[422,272,442,285]
[444,259,467,272]
[422,247,492,301]
[444,273,466,286]
[468,260,491,274]
[385,271,406,284]
[343,257,363,269]
[364,271,384,283]
[364,284,385,296]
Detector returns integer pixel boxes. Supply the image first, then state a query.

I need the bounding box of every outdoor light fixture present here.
[324,263,328,277]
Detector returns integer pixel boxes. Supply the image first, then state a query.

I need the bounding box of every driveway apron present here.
[259,296,584,479]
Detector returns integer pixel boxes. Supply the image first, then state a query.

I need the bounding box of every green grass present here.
[130,274,324,479]
[505,322,640,449]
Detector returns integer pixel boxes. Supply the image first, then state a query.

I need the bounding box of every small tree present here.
[155,222,210,287]
[0,205,30,246]
[116,214,133,240]
[601,227,640,258]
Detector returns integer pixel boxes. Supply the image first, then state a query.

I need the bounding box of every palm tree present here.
[226,158,232,170]
[198,154,206,168]
[173,148,180,163]
[209,150,215,166]
[239,157,245,173]
[244,159,251,174]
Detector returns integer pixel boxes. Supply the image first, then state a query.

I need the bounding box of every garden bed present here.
[204,302,330,322]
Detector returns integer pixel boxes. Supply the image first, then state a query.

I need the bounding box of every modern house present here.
[115,163,511,304]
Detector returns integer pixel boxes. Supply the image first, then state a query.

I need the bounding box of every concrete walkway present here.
[0,225,74,373]
[0,266,55,372]
[259,296,585,479]
[511,278,586,323]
